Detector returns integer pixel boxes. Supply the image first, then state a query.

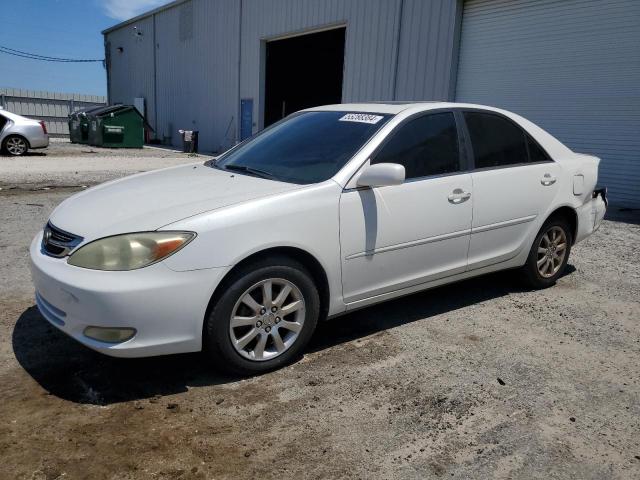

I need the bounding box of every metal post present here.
[391,0,405,101]
[153,13,158,139]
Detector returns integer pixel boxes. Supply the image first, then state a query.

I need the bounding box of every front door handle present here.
[448,188,471,204]
[541,173,557,186]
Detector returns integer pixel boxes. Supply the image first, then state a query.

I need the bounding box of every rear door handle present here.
[448,188,471,204]
[541,173,557,186]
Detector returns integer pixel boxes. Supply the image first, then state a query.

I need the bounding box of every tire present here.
[521,216,573,289]
[2,135,29,156]
[203,255,320,376]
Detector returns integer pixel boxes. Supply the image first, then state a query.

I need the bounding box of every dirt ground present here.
[0,139,205,192]
[1,141,639,479]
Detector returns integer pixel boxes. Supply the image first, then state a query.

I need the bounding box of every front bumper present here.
[574,189,607,244]
[29,231,228,358]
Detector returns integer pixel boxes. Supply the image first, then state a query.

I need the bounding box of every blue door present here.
[240,99,253,141]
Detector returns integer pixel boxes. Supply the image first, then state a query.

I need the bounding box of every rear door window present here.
[463,112,529,168]
[0,114,7,132]
[372,112,460,179]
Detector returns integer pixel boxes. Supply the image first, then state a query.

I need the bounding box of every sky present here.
[0,0,169,96]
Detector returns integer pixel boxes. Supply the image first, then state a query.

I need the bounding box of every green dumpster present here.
[88,105,149,148]
[69,106,104,144]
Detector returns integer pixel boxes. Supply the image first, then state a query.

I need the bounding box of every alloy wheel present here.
[536,226,567,278]
[6,137,27,155]
[229,278,306,361]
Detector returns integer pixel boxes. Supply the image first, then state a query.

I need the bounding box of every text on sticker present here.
[339,113,384,124]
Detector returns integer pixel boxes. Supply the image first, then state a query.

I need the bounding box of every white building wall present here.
[106,15,156,133]
[154,0,240,151]
[105,0,459,150]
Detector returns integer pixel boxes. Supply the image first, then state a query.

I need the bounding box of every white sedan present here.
[30,102,606,375]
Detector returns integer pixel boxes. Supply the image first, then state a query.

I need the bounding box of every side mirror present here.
[356,163,405,188]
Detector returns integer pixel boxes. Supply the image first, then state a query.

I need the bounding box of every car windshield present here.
[210,111,391,184]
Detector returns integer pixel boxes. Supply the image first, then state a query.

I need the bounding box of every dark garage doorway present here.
[264,27,345,127]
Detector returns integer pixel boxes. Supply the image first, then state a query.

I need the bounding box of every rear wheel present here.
[3,135,29,156]
[521,217,572,288]
[203,256,319,375]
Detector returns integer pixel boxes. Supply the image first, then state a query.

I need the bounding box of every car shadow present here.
[0,151,48,157]
[309,265,575,352]
[12,266,576,405]
[12,307,233,405]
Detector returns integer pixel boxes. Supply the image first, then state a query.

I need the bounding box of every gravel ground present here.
[0,143,639,479]
[0,140,205,191]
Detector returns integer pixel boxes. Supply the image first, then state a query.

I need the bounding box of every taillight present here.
[39,121,47,134]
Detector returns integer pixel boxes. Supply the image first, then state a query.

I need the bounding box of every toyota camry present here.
[30,102,606,375]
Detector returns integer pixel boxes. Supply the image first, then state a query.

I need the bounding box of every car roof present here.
[302,101,512,115]
[302,102,439,114]
[303,101,576,161]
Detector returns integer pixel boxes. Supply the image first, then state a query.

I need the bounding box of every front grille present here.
[41,222,83,258]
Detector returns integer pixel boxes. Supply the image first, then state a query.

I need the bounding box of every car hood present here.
[49,162,302,240]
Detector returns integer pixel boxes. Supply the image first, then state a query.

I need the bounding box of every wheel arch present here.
[545,205,578,244]
[2,133,31,151]
[204,246,331,328]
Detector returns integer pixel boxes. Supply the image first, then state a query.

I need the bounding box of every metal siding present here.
[105,0,460,148]
[394,0,461,101]
[456,0,640,207]
[0,88,106,136]
[240,0,403,132]
[105,15,156,132]
[152,0,240,152]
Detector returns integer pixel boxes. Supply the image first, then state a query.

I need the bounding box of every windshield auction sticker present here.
[339,113,384,124]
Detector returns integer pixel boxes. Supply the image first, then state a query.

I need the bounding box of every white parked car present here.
[30,102,606,374]
[0,108,49,156]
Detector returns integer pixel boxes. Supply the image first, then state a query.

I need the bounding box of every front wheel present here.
[521,217,572,289]
[3,135,29,156]
[203,256,320,375]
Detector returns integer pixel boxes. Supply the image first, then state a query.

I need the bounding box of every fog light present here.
[83,326,136,343]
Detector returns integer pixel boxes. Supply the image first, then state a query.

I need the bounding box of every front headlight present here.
[67,231,195,271]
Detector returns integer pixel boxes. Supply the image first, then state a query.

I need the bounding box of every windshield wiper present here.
[222,164,276,180]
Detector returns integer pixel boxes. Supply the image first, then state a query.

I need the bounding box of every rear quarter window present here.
[526,134,551,162]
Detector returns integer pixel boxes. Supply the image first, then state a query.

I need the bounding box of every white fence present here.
[0,88,106,137]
